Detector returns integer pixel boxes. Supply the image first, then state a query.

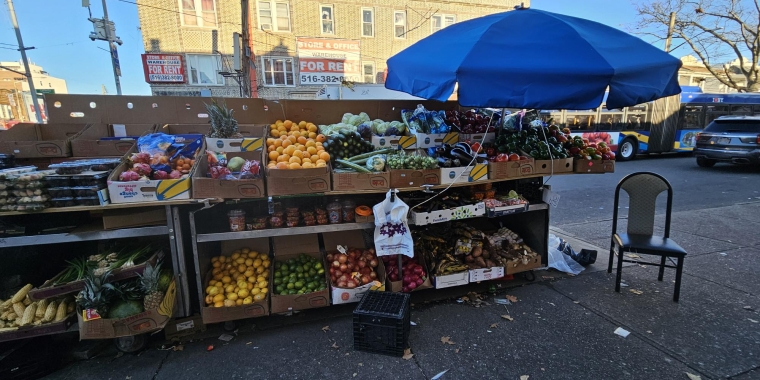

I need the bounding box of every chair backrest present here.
[612,172,673,237]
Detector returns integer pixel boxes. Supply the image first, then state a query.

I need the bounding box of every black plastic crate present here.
[353,291,411,357]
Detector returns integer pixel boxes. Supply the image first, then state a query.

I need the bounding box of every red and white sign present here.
[141,54,186,83]
[296,38,361,85]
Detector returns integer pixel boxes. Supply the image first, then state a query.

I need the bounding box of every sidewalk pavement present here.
[43,202,760,380]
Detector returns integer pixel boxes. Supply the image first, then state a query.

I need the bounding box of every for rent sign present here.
[141,54,186,83]
[296,38,361,85]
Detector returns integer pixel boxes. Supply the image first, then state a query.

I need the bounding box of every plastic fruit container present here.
[74,197,100,206]
[49,162,89,175]
[71,172,109,187]
[89,159,121,171]
[71,186,105,197]
[48,187,74,198]
[51,197,76,208]
[45,175,73,187]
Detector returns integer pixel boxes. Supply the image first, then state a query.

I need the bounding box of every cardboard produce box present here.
[488,158,535,180]
[460,132,496,144]
[102,206,167,230]
[369,134,417,149]
[385,254,433,292]
[438,164,488,185]
[389,169,440,188]
[192,150,265,199]
[573,159,615,173]
[270,234,330,314]
[433,271,469,289]
[322,231,386,305]
[266,165,331,196]
[0,123,86,158]
[469,266,505,282]
[200,238,270,324]
[78,279,176,339]
[107,136,202,203]
[332,169,390,192]
[534,158,574,174]
[71,123,155,157]
[411,202,485,226]
[505,254,542,275]
[205,124,268,152]
[413,131,459,149]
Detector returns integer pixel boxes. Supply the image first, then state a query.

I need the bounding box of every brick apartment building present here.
[137,0,527,99]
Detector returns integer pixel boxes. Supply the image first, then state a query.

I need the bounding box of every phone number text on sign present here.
[300,75,361,85]
[149,74,185,82]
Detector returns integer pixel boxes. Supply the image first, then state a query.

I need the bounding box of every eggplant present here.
[450,147,474,163]
[453,142,473,156]
[437,157,452,168]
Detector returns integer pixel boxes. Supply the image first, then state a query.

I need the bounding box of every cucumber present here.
[346,148,394,162]
[335,159,371,173]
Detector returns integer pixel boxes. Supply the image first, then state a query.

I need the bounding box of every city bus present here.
[542,88,760,161]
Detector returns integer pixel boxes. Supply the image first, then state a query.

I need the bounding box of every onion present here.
[349,251,358,259]
[346,279,357,289]
[338,255,347,264]
[337,280,347,288]
[338,275,348,283]
[369,272,377,279]
[413,266,423,275]
[326,253,334,262]
[416,278,424,286]
[361,267,372,275]
[389,273,399,281]
[408,282,417,290]
[369,248,376,254]
[339,263,348,272]
[357,261,367,269]
[361,275,370,285]
[403,275,412,284]
[346,262,354,271]
[332,260,340,268]
[329,267,335,276]
[369,259,378,268]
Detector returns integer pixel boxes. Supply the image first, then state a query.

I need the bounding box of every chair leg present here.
[615,246,625,293]
[658,256,667,281]
[608,240,616,274]
[673,256,684,302]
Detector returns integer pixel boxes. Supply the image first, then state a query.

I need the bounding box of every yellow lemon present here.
[255,266,265,274]
[260,288,268,295]
[248,276,258,284]
[244,269,255,278]
[256,275,267,283]
[236,299,243,306]
[227,293,239,301]
[213,294,225,303]
[235,257,246,265]
[223,299,236,307]
[225,284,236,294]
[243,296,253,305]
[251,287,261,295]
[214,301,225,308]
[258,280,268,289]
[208,286,220,296]
[253,259,263,268]
[238,288,250,298]
[249,251,259,259]
[231,252,240,260]
[221,276,232,284]
[245,258,253,266]
[262,260,271,268]
[253,294,265,301]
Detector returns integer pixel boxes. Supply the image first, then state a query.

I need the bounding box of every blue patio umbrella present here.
[385,7,682,110]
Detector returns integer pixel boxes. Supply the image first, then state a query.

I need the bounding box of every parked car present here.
[694,116,760,167]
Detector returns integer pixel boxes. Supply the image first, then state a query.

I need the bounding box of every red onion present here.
[338,275,348,283]
[416,278,424,286]
[403,275,412,284]
[346,263,354,271]
[332,260,340,268]
[413,266,423,275]
[339,264,348,272]
[369,259,378,268]
[346,279,357,289]
[357,261,367,269]
[408,282,417,290]
[369,272,377,279]
[337,280,347,288]
[338,255,347,264]
[361,275,370,285]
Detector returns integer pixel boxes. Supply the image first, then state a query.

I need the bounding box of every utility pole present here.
[664,12,676,53]
[101,0,122,95]
[241,0,252,97]
[7,0,44,123]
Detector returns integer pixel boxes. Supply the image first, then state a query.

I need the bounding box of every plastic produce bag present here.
[546,234,584,275]
[373,190,414,258]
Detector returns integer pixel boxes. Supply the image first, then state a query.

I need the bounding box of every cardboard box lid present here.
[46,94,109,124]
[322,230,367,252]
[75,123,154,139]
[282,100,379,126]
[273,233,319,256]
[104,96,180,124]
[0,122,39,141]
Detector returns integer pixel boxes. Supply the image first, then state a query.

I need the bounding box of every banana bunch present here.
[435,254,469,275]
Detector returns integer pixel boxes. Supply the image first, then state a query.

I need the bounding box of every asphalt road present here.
[548,154,760,226]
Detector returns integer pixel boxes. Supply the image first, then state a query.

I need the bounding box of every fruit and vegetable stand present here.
[0,95,613,353]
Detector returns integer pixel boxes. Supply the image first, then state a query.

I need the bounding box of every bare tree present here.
[635,0,760,92]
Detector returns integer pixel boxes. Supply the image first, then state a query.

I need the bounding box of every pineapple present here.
[139,262,164,310]
[206,99,240,138]
[76,270,116,317]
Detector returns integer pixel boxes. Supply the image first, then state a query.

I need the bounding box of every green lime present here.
[297,289,305,295]
[273,278,282,285]
[308,269,316,276]
[273,271,281,278]
[286,283,294,290]
[294,281,304,288]
[314,263,323,270]
[297,273,305,279]
[317,268,325,275]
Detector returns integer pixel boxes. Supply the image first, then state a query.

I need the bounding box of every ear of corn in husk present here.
[21,303,36,326]
[35,299,48,318]
[11,284,32,303]
[43,301,57,322]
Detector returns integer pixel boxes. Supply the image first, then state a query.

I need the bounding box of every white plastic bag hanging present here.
[373,190,414,258]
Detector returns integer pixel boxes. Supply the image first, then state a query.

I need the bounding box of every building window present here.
[431,14,455,33]
[261,56,295,87]
[361,8,374,37]
[179,0,217,28]
[186,54,224,86]
[394,10,406,39]
[363,61,375,83]
[320,5,334,35]
[258,1,291,32]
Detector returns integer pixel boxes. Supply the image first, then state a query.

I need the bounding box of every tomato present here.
[508,153,520,161]
[495,153,509,162]
[470,142,482,153]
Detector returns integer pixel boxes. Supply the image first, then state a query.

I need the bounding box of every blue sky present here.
[0,0,682,96]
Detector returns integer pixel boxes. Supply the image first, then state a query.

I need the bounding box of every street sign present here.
[110,42,121,77]
[35,89,54,95]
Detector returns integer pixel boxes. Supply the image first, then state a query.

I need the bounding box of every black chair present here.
[608,172,687,302]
